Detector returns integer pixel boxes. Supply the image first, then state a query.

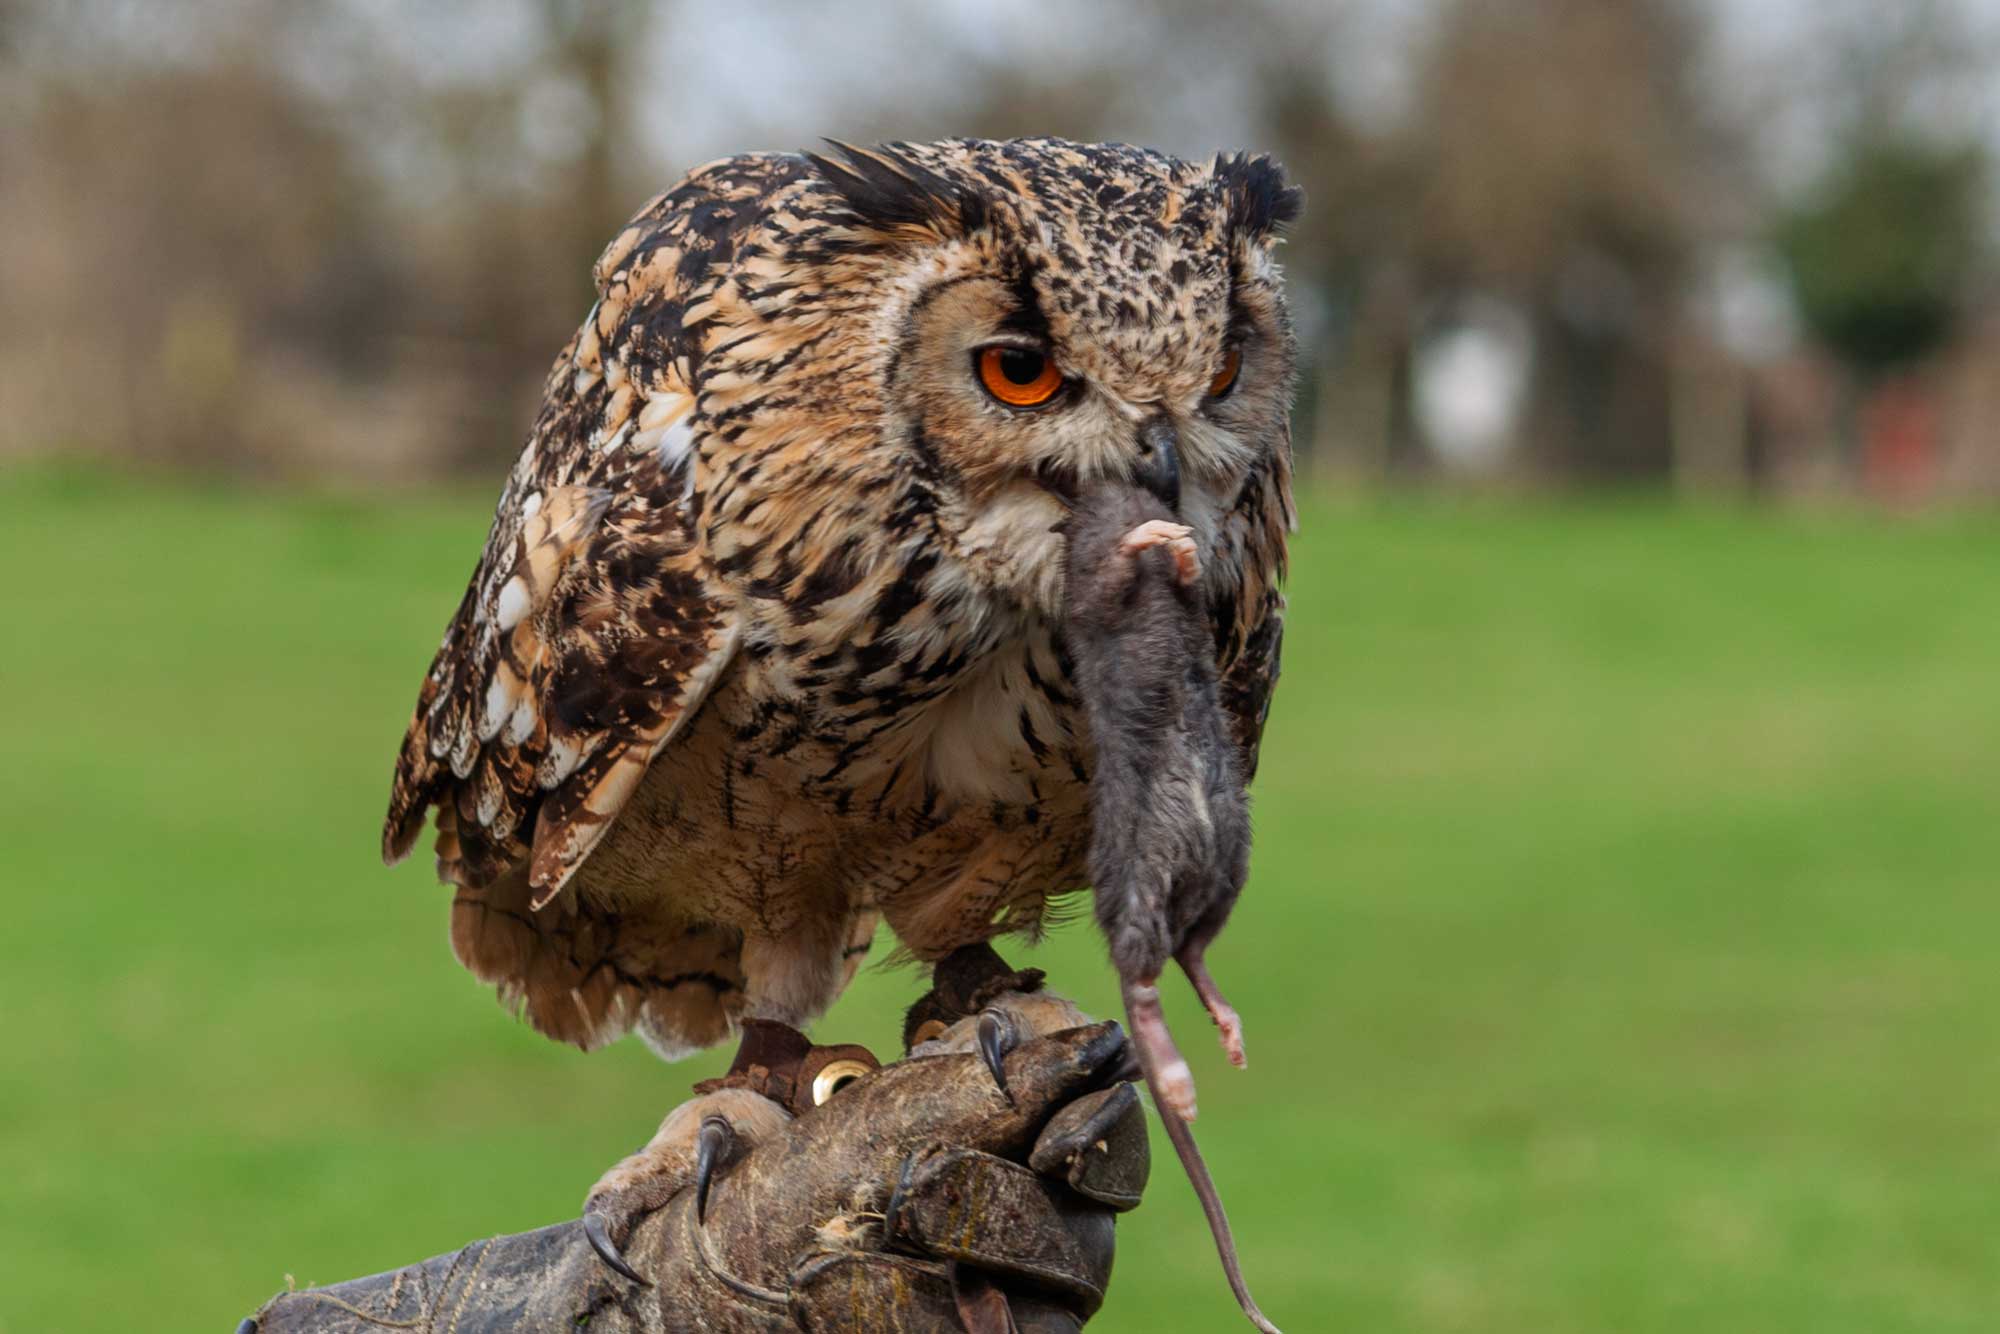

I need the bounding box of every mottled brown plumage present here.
[384,137,1299,1064]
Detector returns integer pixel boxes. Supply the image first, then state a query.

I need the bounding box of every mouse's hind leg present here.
[1122,977,1199,1122]
[1178,946,1247,1068]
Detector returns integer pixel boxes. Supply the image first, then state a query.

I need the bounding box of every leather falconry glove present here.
[242,1002,1147,1332]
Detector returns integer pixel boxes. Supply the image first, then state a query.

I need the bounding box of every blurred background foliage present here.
[6,0,2000,499]
[3,3,1999,1332]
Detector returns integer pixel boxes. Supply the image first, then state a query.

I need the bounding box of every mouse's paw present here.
[1208,998,1246,1068]
[1152,1052,1199,1122]
[1118,519,1200,585]
[1179,948,1247,1068]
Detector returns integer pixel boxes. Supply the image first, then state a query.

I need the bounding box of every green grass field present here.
[2,462,1996,1332]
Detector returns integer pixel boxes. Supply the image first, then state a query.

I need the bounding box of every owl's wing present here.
[1213,441,1295,785]
[1219,591,1283,783]
[381,355,734,904]
[383,161,798,904]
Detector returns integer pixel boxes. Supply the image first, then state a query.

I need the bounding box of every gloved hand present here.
[243,1018,1147,1333]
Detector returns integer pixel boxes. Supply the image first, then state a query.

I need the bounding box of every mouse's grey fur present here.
[1062,480,1279,1333]
[1063,483,1250,992]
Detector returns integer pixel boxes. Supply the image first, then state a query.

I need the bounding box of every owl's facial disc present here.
[890,274,1254,520]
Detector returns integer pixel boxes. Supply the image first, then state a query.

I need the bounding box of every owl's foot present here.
[1179,947,1247,1068]
[582,1019,882,1284]
[1118,518,1200,586]
[904,943,1096,1103]
[582,1085,787,1285]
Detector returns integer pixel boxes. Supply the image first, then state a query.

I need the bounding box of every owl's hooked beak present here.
[1134,415,1182,512]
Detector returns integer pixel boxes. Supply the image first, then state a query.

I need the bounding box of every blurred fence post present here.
[1671,329,1751,496]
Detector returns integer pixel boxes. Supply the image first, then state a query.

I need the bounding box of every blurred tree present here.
[0,50,407,470]
[536,0,649,295]
[1776,135,1985,376]
[1749,0,1995,495]
[0,0,671,476]
[1254,60,1421,476]
[401,0,656,470]
[1400,0,1733,480]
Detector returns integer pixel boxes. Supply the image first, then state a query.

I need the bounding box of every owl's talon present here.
[977,1009,1018,1104]
[583,1209,651,1286]
[693,1115,735,1226]
[581,1085,787,1285]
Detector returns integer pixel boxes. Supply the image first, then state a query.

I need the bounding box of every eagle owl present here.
[384,137,1298,1065]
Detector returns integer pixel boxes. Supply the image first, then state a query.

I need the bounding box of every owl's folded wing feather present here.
[380,362,737,903]
[1212,429,1295,784]
[1219,592,1283,783]
[382,160,803,902]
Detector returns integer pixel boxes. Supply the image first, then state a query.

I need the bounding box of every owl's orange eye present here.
[1208,348,1243,400]
[976,346,1064,409]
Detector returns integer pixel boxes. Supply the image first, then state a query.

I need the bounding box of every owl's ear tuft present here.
[1213,152,1304,238]
[806,140,991,242]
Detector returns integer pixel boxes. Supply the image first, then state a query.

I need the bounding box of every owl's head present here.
[779,138,1301,611]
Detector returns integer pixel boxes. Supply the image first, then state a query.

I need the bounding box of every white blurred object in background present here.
[1413,296,1534,472]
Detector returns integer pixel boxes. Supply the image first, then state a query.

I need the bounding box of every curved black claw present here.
[583,1209,651,1286]
[977,1008,1017,1105]
[694,1115,735,1226]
